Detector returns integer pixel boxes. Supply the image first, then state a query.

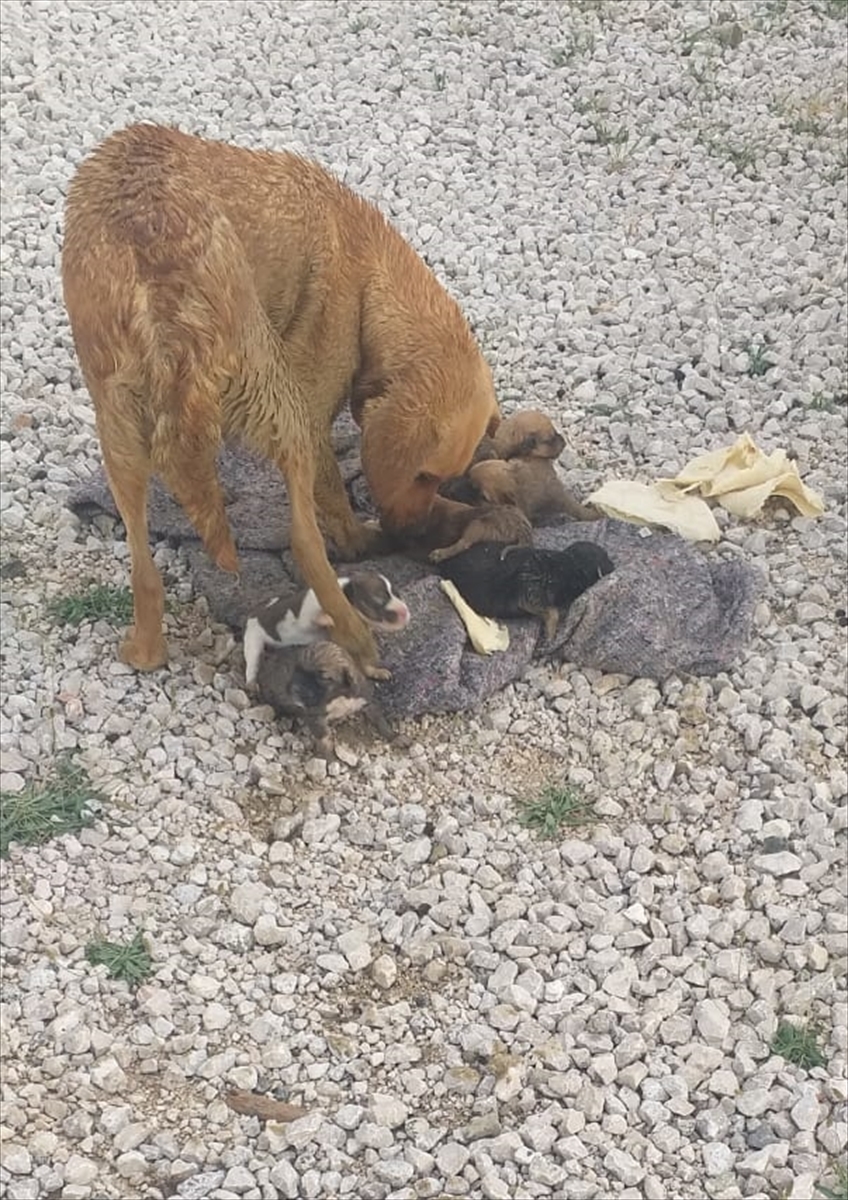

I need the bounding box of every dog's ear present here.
[361,399,441,533]
[486,410,501,436]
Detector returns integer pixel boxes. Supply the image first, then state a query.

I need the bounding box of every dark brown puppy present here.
[436,540,615,640]
[429,504,533,564]
[469,459,600,523]
[256,640,393,757]
[62,124,500,679]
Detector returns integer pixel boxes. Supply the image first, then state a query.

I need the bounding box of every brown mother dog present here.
[62,124,500,677]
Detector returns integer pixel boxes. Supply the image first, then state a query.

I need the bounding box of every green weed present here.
[1,756,102,857]
[518,784,598,837]
[86,930,152,988]
[771,1019,826,1070]
[47,582,134,627]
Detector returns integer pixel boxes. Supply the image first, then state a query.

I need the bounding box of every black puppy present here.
[437,541,614,640]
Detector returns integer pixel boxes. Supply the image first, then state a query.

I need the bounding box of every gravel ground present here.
[1,1,847,1198]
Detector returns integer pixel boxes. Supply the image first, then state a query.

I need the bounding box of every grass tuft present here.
[518,784,598,837]
[86,930,152,988]
[817,1163,848,1200]
[770,1019,826,1070]
[0,756,102,857]
[745,343,776,377]
[47,582,134,627]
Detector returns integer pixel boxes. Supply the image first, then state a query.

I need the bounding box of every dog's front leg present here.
[283,450,388,679]
[312,437,390,560]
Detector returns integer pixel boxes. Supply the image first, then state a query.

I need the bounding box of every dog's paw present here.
[120,628,169,671]
[364,665,391,682]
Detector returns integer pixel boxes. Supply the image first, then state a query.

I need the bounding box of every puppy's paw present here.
[364,665,391,682]
[429,547,448,564]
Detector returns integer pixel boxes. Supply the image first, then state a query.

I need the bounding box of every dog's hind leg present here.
[96,399,168,671]
[156,411,239,575]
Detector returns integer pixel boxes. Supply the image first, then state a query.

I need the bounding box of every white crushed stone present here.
[1,1,846,1199]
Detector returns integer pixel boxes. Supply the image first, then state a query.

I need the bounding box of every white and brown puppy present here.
[256,641,394,757]
[243,571,409,688]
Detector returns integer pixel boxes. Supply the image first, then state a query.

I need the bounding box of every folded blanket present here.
[67,416,763,719]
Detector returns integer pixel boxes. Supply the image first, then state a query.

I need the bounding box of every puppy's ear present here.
[486,410,502,436]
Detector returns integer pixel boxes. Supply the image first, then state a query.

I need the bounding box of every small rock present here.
[64,1155,99,1186]
[338,926,372,971]
[790,1085,820,1132]
[1,1146,32,1175]
[752,852,802,877]
[253,913,287,947]
[229,881,269,925]
[370,954,397,989]
[370,1094,408,1129]
[693,999,730,1046]
[436,1143,470,1176]
[703,1142,735,1176]
[604,1148,645,1187]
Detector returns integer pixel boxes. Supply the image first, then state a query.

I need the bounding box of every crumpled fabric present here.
[587,432,824,542]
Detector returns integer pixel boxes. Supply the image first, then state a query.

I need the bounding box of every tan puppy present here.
[491,410,566,461]
[61,124,499,677]
[469,459,600,523]
[439,408,566,505]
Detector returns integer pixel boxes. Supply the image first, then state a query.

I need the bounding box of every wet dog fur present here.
[61,124,500,678]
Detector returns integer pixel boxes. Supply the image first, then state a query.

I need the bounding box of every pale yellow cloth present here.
[587,433,825,543]
[440,580,510,655]
[587,480,721,543]
[668,432,825,518]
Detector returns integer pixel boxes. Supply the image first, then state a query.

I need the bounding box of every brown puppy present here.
[61,124,499,678]
[439,408,566,504]
[429,503,533,564]
[256,640,393,757]
[491,410,566,461]
[469,459,600,523]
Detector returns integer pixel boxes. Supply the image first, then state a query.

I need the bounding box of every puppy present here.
[469,459,600,524]
[61,124,500,680]
[439,408,566,504]
[491,410,566,461]
[255,641,393,757]
[428,504,533,564]
[243,571,410,688]
[436,541,614,639]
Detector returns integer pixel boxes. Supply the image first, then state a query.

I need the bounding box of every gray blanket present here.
[67,419,763,719]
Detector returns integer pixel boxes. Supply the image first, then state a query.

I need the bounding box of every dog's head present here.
[493,410,566,461]
[360,357,501,535]
[468,460,518,506]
